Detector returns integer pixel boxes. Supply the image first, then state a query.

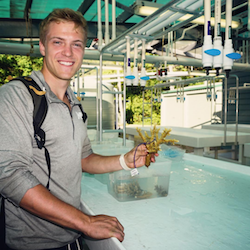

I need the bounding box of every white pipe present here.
[145,0,203,36]
[111,39,126,52]
[225,0,232,41]
[117,70,123,129]
[123,56,127,145]
[133,38,139,86]
[105,0,110,45]
[213,0,223,75]
[114,88,119,129]
[175,23,199,42]
[97,0,103,50]
[112,0,116,40]
[138,0,198,35]
[202,0,213,75]
[167,32,171,56]
[2,42,249,71]
[99,52,103,141]
[140,39,148,87]
[223,0,234,77]
[204,0,211,36]
[125,36,133,86]
[170,31,174,58]
[214,0,221,37]
[112,38,134,53]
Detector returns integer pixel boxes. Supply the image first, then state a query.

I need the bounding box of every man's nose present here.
[62,44,73,56]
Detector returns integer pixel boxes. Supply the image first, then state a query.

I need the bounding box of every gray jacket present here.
[0,71,93,249]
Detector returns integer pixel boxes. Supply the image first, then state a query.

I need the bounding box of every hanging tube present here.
[140,39,149,86]
[225,0,232,41]
[112,0,116,40]
[223,0,234,78]
[125,36,134,86]
[99,52,103,141]
[214,0,221,37]
[202,0,213,75]
[123,57,127,146]
[95,67,99,136]
[133,38,139,86]
[204,0,211,37]
[213,0,223,76]
[105,0,110,45]
[97,0,103,50]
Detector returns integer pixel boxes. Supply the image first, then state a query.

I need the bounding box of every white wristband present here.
[119,154,131,171]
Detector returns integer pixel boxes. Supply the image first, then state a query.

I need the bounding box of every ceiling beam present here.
[102,0,135,13]
[77,0,95,15]
[100,0,136,23]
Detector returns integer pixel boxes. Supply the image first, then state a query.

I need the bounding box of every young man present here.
[0,8,154,250]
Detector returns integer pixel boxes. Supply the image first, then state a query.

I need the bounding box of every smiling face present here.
[39,21,85,86]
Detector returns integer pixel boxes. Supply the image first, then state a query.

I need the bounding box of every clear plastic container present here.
[108,159,172,202]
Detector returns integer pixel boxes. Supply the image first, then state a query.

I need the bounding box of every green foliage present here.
[0,54,43,84]
[174,65,188,71]
[126,83,161,125]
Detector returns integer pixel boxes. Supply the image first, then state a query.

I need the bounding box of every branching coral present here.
[155,185,168,197]
[114,181,152,199]
[136,125,178,167]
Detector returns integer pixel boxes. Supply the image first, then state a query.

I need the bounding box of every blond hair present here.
[39,8,88,45]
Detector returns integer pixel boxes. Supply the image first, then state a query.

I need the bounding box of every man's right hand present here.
[85,214,125,242]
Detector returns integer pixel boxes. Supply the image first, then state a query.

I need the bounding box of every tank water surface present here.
[81,154,250,250]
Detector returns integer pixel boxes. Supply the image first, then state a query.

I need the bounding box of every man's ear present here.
[39,41,45,56]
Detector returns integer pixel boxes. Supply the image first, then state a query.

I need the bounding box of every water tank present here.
[78,79,115,130]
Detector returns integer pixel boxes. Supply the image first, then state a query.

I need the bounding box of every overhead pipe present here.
[111,0,200,54]
[112,38,135,55]
[175,23,199,42]
[111,38,127,53]
[213,0,223,76]
[143,0,203,36]
[97,0,103,50]
[1,42,250,71]
[101,0,182,53]
[138,0,199,35]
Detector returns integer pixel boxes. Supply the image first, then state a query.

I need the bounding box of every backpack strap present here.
[77,103,88,123]
[16,77,51,190]
[0,197,6,249]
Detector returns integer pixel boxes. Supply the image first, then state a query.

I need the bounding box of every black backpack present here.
[0,76,87,248]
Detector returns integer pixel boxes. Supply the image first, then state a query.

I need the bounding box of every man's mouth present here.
[58,61,74,66]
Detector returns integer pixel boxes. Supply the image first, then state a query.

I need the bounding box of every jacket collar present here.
[30,71,81,106]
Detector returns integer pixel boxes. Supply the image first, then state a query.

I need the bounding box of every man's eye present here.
[73,43,84,48]
[54,41,61,45]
